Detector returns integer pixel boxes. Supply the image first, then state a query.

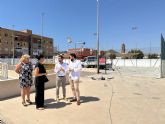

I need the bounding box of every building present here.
[67,48,106,59]
[0,27,54,58]
[121,43,126,54]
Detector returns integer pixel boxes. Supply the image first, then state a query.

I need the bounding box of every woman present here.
[15,54,33,106]
[34,55,47,110]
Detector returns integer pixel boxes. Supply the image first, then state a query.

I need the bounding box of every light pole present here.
[12,25,15,65]
[41,12,45,55]
[75,41,85,59]
[96,0,100,74]
[67,37,72,51]
[132,26,138,66]
[132,26,138,50]
[75,41,85,50]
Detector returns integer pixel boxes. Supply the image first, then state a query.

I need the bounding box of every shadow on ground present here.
[44,98,72,109]
[80,96,100,103]
[67,96,100,103]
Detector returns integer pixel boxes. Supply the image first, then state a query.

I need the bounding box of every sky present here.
[0,0,165,52]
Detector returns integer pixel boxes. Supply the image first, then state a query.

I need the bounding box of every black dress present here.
[35,62,46,108]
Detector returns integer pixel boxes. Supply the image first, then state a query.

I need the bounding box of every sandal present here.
[69,98,77,102]
[77,100,81,105]
[26,100,33,104]
[22,102,27,107]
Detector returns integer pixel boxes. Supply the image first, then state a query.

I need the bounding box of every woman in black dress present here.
[34,55,47,110]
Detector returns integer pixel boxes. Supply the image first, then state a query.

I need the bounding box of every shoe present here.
[37,107,44,110]
[26,100,32,104]
[62,97,68,101]
[69,98,77,102]
[22,102,27,107]
[77,100,81,105]
[56,98,60,102]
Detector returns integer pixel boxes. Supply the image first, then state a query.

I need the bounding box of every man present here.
[68,53,82,105]
[54,55,68,102]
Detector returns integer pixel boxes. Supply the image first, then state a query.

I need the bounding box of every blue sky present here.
[0,0,165,52]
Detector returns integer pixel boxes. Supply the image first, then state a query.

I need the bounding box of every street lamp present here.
[75,41,85,52]
[132,26,138,66]
[132,26,138,50]
[75,41,85,59]
[96,0,100,74]
[41,12,45,55]
[67,37,72,52]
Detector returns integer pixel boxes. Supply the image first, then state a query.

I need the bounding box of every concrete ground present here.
[0,68,165,124]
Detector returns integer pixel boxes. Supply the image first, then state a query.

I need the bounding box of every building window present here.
[5,33,8,37]
[15,37,18,40]
[5,48,8,51]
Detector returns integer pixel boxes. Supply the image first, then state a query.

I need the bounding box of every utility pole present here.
[41,13,45,55]
[96,0,100,74]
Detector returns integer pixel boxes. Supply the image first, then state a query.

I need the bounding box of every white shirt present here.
[54,62,68,76]
[69,59,82,80]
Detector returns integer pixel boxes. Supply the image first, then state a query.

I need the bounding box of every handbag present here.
[42,75,49,83]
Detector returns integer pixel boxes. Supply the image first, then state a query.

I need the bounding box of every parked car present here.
[81,56,110,69]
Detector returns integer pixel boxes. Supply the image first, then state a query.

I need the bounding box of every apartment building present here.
[0,27,54,58]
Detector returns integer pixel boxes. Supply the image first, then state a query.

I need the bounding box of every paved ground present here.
[1,68,165,124]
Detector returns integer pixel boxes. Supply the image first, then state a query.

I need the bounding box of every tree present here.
[128,49,144,59]
[148,53,158,59]
[105,52,116,59]
[109,53,116,59]
[105,49,118,59]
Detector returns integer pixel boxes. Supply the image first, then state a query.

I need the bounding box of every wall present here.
[111,59,160,67]
[0,74,69,100]
[0,58,161,67]
[161,60,165,78]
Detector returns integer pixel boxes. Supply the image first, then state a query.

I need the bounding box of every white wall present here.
[112,59,160,67]
[0,58,161,68]
[0,74,69,100]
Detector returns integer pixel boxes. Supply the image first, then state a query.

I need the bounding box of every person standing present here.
[68,53,82,105]
[54,55,68,102]
[15,54,33,106]
[34,55,47,110]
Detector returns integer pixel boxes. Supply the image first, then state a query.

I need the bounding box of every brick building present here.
[67,48,105,59]
[0,27,54,58]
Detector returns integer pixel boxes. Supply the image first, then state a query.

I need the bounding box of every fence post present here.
[2,63,8,79]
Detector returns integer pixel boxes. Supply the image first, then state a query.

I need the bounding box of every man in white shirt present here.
[54,55,68,102]
[68,53,82,105]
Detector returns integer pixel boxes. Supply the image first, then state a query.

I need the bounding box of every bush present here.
[148,53,158,59]
[128,49,144,59]
[109,53,116,59]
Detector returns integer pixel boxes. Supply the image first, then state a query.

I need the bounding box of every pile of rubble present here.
[88,74,114,80]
